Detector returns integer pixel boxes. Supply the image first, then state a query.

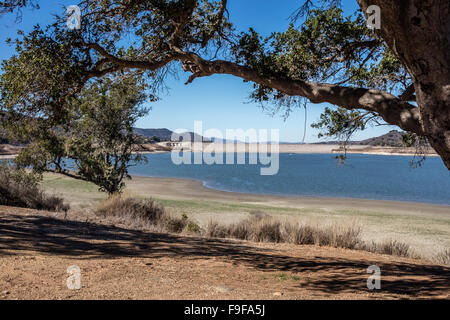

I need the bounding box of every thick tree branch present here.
[84,42,179,71]
[177,51,424,135]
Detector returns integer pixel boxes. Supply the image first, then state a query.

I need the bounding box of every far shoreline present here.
[1,143,439,159]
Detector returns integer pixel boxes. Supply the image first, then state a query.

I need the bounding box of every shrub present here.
[0,164,68,212]
[164,216,188,233]
[96,193,165,223]
[96,194,201,234]
[95,195,418,260]
[186,221,201,234]
[328,224,362,249]
[290,224,316,245]
[251,217,282,243]
[205,221,228,238]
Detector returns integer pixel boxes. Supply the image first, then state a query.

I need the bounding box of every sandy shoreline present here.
[165,143,439,157]
[126,175,450,216]
[1,143,439,159]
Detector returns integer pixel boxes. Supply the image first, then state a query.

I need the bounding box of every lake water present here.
[129,153,450,206]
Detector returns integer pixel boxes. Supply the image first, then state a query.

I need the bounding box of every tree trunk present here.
[357,0,450,169]
[416,79,450,169]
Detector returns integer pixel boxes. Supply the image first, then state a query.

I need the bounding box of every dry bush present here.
[205,221,228,238]
[434,249,450,266]
[252,218,283,242]
[361,239,411,257]
[227,220,252,240]
[0,165,68,212]
[96,194,200,234]
[96,193,165,223]
[204,215,362,250]
[95,195,418,260]
[226,216,282,242]
[289,224,316,245]
[327,224,362,249]
[206,215,414,259]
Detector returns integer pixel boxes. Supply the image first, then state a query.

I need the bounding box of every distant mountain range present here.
[133,128,210,142]
[1,126,408,147]
[133,128,174,141]
[134,128,407,147]
[314,130,406,147]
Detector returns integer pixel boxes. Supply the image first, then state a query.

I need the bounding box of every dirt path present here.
[0,206,449,300]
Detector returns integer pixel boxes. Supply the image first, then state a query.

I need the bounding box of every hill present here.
[358,130,405,147]
[315,130,407,147]
[133,128,210,142]
[133,128,174,141]
[134,128,409,147]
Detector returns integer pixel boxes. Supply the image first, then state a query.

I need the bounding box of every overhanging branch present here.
[176,51,423,135]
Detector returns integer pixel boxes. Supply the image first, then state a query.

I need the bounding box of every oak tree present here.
[1,0,449,169]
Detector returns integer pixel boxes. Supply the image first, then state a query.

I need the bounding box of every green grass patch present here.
[42,175,100,193]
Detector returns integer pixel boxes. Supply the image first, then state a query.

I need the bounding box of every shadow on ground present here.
[0,213,449,298]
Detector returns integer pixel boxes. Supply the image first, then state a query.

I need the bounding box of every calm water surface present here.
[128,153,450,206]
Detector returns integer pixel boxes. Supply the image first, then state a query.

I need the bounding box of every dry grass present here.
[95,195,420,260]
[205,215,417,259]
[205,215,362,250]
[95,193,200,234]
[360,239,412,257]
[96,193,165,223]
[0,166,68,212]
[434,249,450,266]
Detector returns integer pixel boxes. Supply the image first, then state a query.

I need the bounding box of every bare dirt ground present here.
[0,205,448,300]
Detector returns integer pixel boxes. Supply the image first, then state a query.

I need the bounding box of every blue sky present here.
[0,0,397,142]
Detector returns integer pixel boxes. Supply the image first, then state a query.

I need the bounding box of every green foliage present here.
[0,0,39,15]
[231,6,412,143]
[187,221,201,233]
[347,46,408,93]
[311,106,379,161]
[312,107,367,139]
[402,132,417,148]
[66,75,150,194]
[12,74,150,194]
[14,131,67,172]
[231,8,400,110]
[0,0,422,166]
[0,25,88,132]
